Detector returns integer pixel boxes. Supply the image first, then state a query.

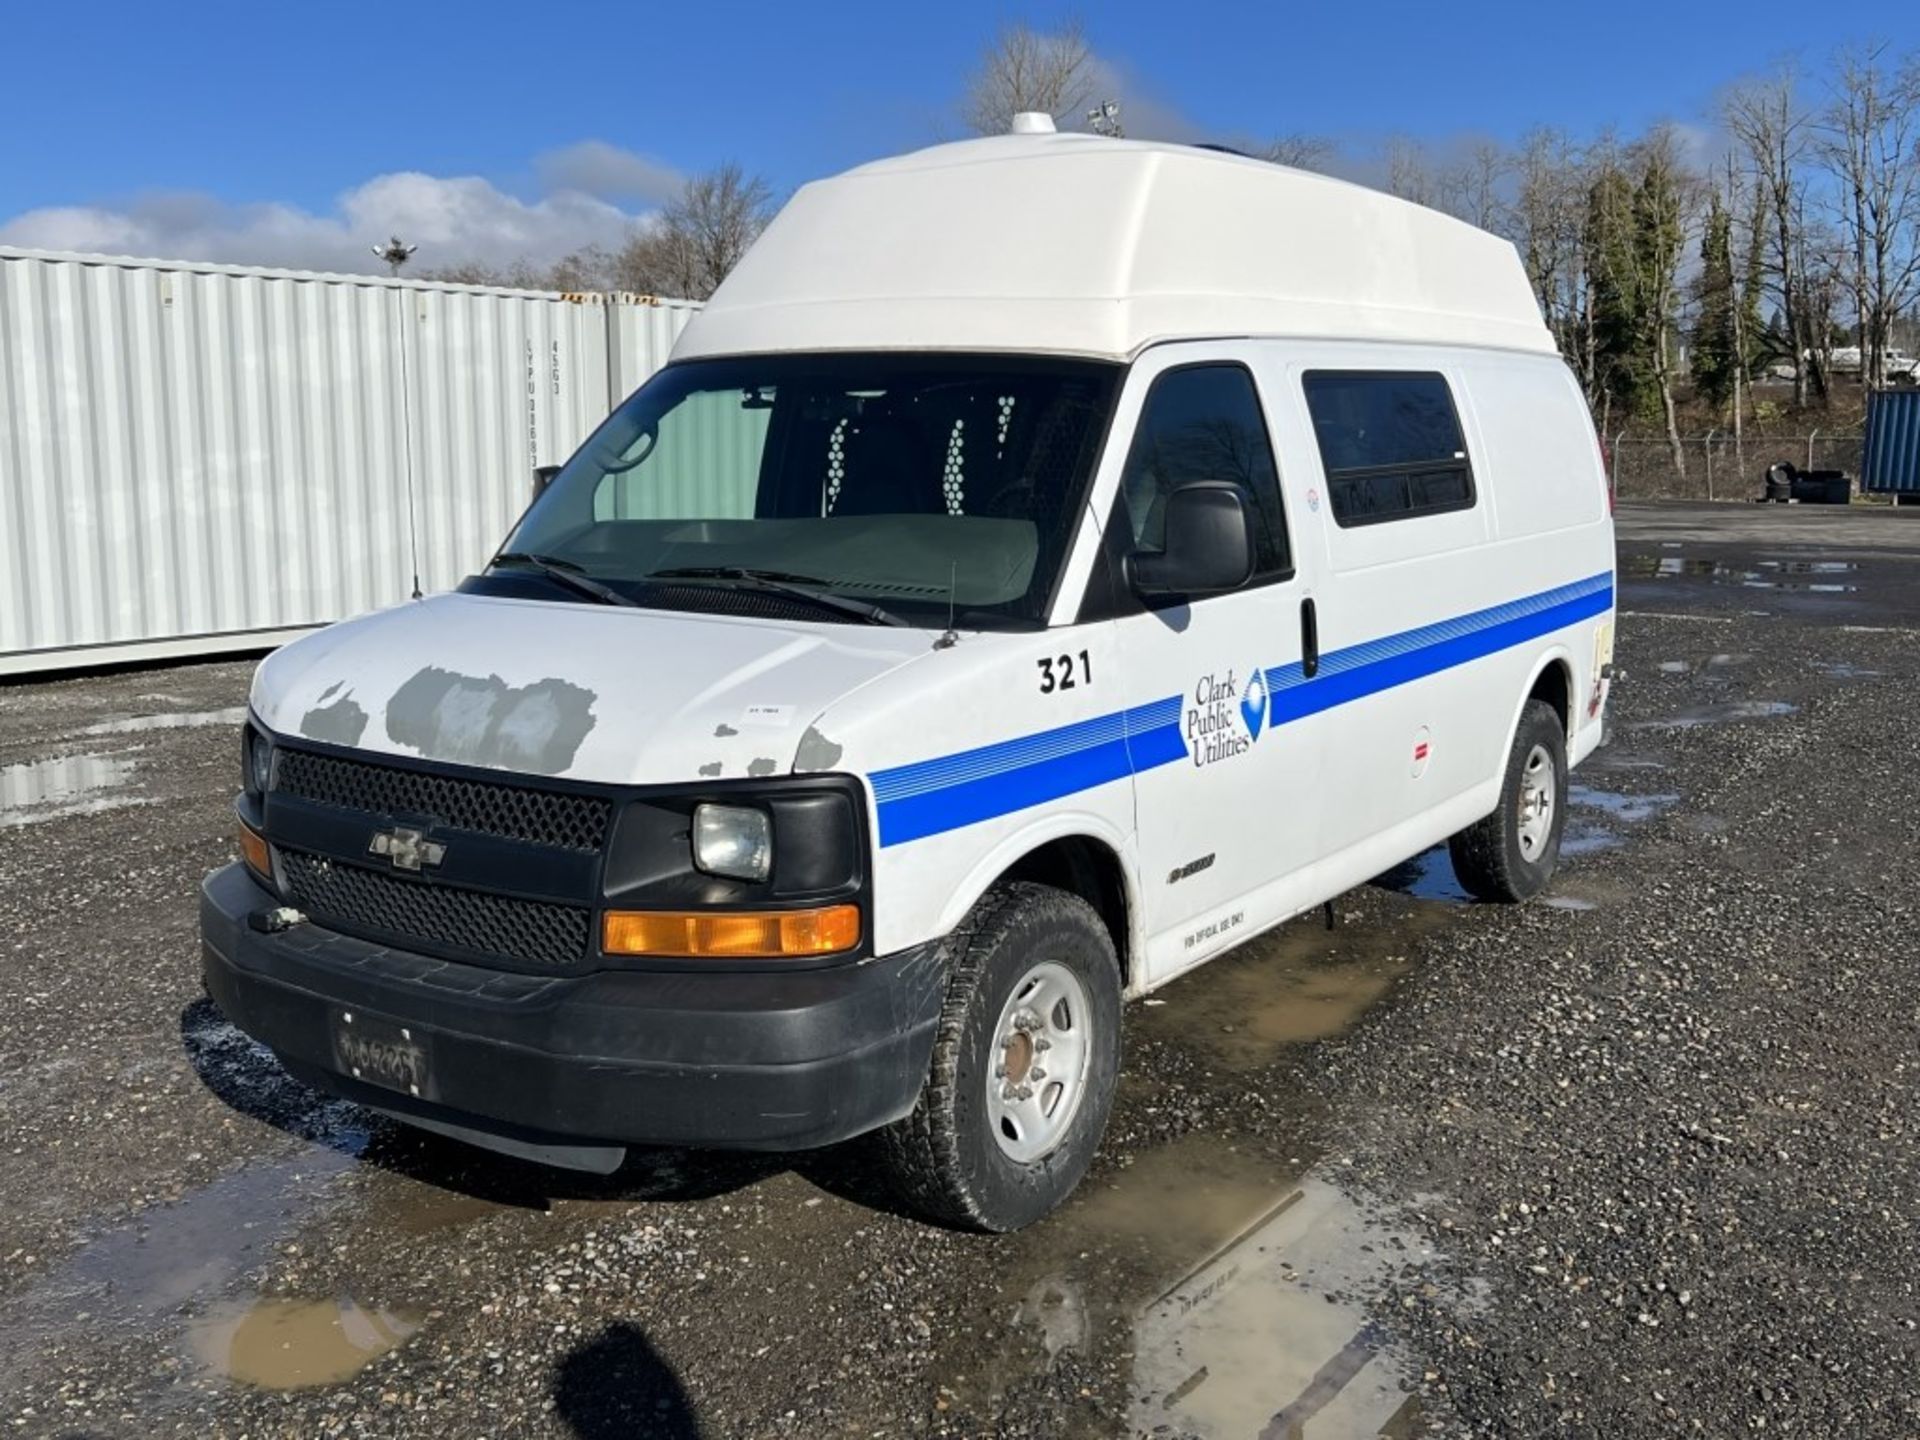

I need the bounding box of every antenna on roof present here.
[1087,100,1123,138]
[1009,112,1056,135]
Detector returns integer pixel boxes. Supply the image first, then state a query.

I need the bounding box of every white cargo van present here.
[202,121,1615,1230]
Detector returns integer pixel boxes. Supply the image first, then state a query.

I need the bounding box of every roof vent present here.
[1009,112,1057,135]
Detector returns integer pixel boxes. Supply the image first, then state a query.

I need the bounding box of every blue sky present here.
[0,1,1901,273]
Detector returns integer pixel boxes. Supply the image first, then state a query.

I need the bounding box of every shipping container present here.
[0,247,697,675]
[1862,387,1920,499]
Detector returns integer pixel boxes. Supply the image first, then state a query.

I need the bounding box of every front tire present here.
[1449,699,1568,902]
[875,882,1121,1232]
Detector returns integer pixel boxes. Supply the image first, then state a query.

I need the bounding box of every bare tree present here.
[1384,136,1438,208]
[1508,128,1590,371]
[1259,134,1335,172]
[423,257,557,290]
[608,163,774,299]
[962,20,1095,135]
[1725,67,1819,406]
[1819,44,1920,389]
[1438,142,1511,231]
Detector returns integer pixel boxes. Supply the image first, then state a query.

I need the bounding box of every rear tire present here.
[1449,699,1568,903]
[874,882,1121,1232]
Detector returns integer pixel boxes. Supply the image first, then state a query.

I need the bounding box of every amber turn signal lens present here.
[238,821,271,879]
[603,905,861,959]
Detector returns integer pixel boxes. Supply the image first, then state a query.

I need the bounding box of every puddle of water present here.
[0,1012,503,1405]
[1128,1178,1423,1436]
[1657,660,1693,674]
[1561,825,1620,857]
[1569,786,1681,825]
[1139,909,1451,1070]
[1814,661,1882,680]
[1624,556,1859,592]
[980,1139,1433,1439]
[1562,785,1681,857]
[0,1148,360,1389]
[0,751,146,827]
[192,1296,421,1389]
[79,705,248,736]
[1631,700,1799,731]
[1373,846,1472,905]
[1582,751,1670,774]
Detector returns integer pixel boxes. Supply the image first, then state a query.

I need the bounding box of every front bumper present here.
[199,863,943,1153]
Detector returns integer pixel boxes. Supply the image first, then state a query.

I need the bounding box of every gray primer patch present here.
[714,723,739,738]
[299,689,369,746]
[698,762,723,777]
[795,726,844,773]
[385,667,597,775]
[747,757,779,778]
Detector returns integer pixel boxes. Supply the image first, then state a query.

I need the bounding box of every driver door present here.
[1091,346,1325,985]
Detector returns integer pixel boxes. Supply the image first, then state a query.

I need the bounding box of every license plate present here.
[331,1008,433,1100]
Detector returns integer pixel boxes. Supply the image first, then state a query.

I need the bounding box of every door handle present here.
[1301,598,1319,679]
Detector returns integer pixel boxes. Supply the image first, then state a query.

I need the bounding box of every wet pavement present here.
[3,500,1918,1437]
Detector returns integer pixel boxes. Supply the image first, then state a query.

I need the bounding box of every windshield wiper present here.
[490,552,639,608]
[645,566,908,627]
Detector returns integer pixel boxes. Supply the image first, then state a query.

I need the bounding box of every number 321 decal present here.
[1037,650,1092,694]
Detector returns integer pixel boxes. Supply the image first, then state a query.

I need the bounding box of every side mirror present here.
[1125,481,1255,597]
[532,464,563,500]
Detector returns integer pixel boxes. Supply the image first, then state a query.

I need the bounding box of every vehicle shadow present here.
[553,1321,703,1439]
[179,997,783,1211]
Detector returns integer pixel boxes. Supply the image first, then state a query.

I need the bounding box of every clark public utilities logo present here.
[1186,665,1269,768]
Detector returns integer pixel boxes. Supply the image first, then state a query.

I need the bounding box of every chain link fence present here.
[1608,433,1865,502]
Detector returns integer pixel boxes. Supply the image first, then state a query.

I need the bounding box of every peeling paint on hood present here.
[251,594,932,785]
[385,668,596,776]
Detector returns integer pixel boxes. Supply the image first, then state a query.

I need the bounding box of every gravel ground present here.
[2,501,1916,1438]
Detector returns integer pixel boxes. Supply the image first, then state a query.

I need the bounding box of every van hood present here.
[251,593,932,785]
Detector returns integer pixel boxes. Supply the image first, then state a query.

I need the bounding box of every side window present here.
[1117,365,1291,580]
[1302,372,1476,527]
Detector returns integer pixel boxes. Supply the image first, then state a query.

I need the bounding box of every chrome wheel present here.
[1516,742,1557,861]
[987,960,1093,1163]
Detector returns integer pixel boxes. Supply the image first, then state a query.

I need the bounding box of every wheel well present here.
[1003,836,1131,986]
[1530,658,1573,738]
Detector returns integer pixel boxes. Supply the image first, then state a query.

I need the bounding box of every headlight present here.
[692,804,772,881]
[245,728,274,795]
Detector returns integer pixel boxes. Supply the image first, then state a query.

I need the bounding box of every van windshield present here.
[493,353,1120,628]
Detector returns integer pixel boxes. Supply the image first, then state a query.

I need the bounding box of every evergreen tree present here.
[1584,162,1642,416]
[1691,194,1739,411]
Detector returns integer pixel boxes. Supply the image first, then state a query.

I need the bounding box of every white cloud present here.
[534,140,683,205]
[0,143,678,277]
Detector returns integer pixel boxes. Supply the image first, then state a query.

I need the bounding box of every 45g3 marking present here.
[1037,650,1093,695]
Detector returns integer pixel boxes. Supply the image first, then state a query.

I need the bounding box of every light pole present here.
[1087,101,1123,138]
[372,236,418,277]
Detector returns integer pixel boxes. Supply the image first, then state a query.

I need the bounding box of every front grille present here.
[282,848,592,970]
[275,748,611,852]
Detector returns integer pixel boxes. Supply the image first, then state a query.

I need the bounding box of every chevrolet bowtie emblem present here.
[368,826,447,872]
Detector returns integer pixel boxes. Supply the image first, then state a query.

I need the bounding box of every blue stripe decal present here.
[872,572,1613,847]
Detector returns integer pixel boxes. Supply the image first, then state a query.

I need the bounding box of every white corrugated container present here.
[0,247,697,676]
